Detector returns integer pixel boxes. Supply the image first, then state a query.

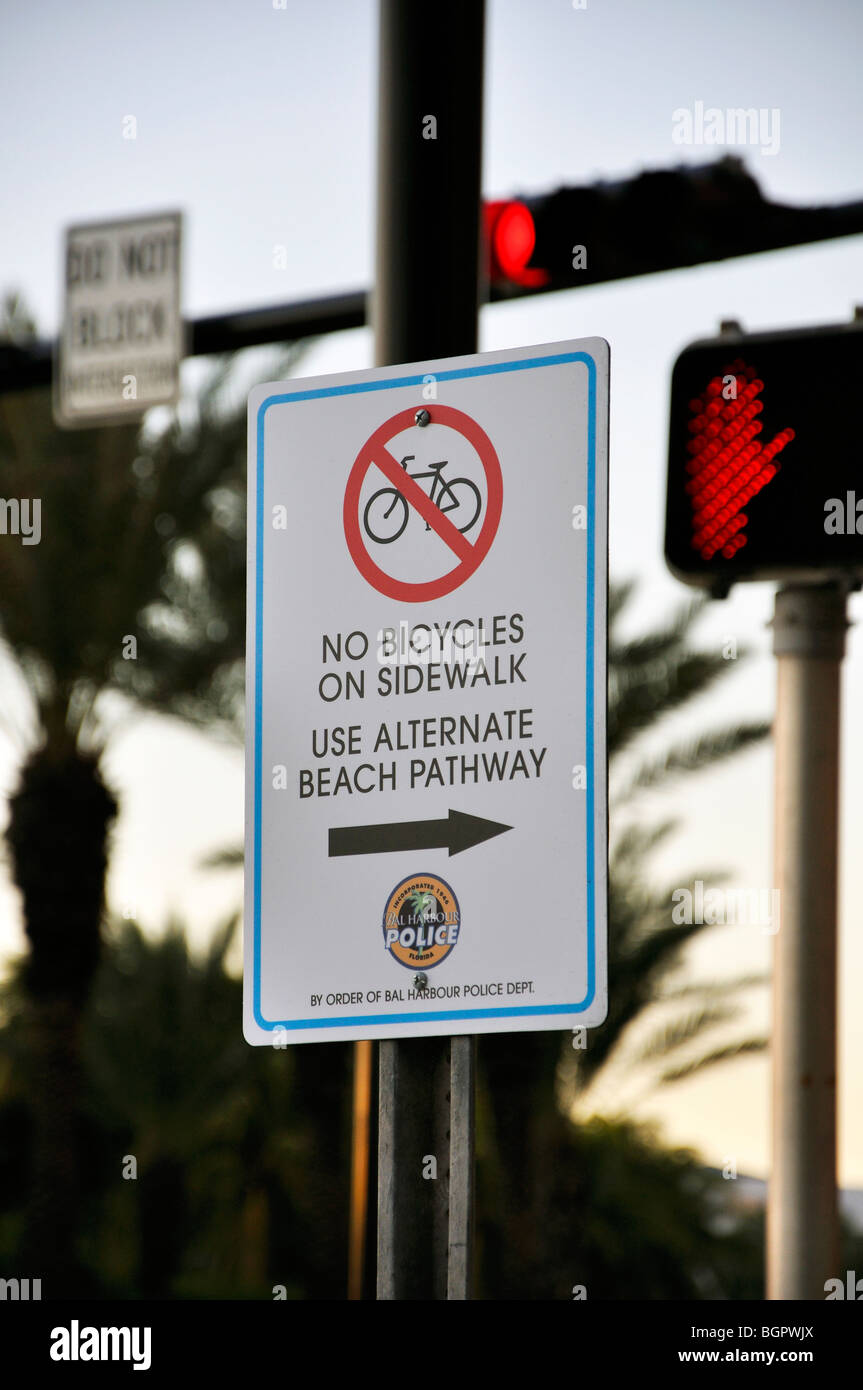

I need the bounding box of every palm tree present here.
[78,913,316,1298]
[0,294,303,1286]
[575,580,768,1093]
[476,579,770,1296]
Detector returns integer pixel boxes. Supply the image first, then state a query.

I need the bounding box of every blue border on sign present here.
[252,351,601,1031]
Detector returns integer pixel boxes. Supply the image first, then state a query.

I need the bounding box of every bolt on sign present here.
[244,339,609,1045]
[54,211,183,428]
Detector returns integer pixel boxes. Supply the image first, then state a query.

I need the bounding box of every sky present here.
[2,0,863,1184]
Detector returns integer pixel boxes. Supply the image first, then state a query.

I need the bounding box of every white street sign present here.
[244,339,609,1045]
[55,211,182,427]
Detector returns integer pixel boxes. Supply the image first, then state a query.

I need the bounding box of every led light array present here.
[685,359,795,560]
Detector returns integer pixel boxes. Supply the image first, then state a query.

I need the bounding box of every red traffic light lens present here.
[495,202,534,275]
[484,201,550,288]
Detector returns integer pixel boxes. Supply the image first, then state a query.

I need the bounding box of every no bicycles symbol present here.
[343,404,503,602]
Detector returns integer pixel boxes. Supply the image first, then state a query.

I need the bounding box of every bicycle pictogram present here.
[344,403,503,603]
[362,454,482,544]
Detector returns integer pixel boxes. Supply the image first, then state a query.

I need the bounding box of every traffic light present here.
[484,158,863,296]
[665,321,863,590]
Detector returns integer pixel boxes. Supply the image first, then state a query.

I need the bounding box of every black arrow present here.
[328,808,512,859]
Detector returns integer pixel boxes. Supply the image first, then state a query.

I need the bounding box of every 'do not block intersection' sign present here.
[55,211,182,428]
[244,339,609,1045]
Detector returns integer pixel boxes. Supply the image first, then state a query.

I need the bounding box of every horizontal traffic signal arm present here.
[4,158,863,393]
[0,289,369,393]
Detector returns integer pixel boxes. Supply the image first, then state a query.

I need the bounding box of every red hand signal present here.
[685,359,795,560]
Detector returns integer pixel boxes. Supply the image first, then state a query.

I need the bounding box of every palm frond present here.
[659,1039,766,1085]
[635,1005,738,1063]
[609,592,706,668]
[609,819,679,867]
[658,973,768,1003]
[608,579,636,626]
[619,721,770,797]
[199,845,244,870]
[609,651,745,758]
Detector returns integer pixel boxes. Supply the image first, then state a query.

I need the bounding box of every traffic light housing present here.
[665,321,863,590]
[484,158,863,296]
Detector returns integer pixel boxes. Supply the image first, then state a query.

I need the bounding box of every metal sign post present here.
[243,0,606,1303]
[373,0,486,1302]
[767,584,846,1299]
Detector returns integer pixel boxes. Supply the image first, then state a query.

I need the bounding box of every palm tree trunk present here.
[23,997,84,1286]
[138,1156,187,1298]
[478,1031,567,1298]
[6,742,117,1292]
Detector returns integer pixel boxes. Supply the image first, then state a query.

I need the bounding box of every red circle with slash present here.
[343,405,503,602]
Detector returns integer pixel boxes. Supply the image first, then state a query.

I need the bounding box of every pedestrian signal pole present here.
[767,585,845,1299]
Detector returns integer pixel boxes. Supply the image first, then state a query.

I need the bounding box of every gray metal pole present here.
[374,0,485,365]
[446,1035,476,1298]
[373,0,485,1301]
[767,584,846,1299]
